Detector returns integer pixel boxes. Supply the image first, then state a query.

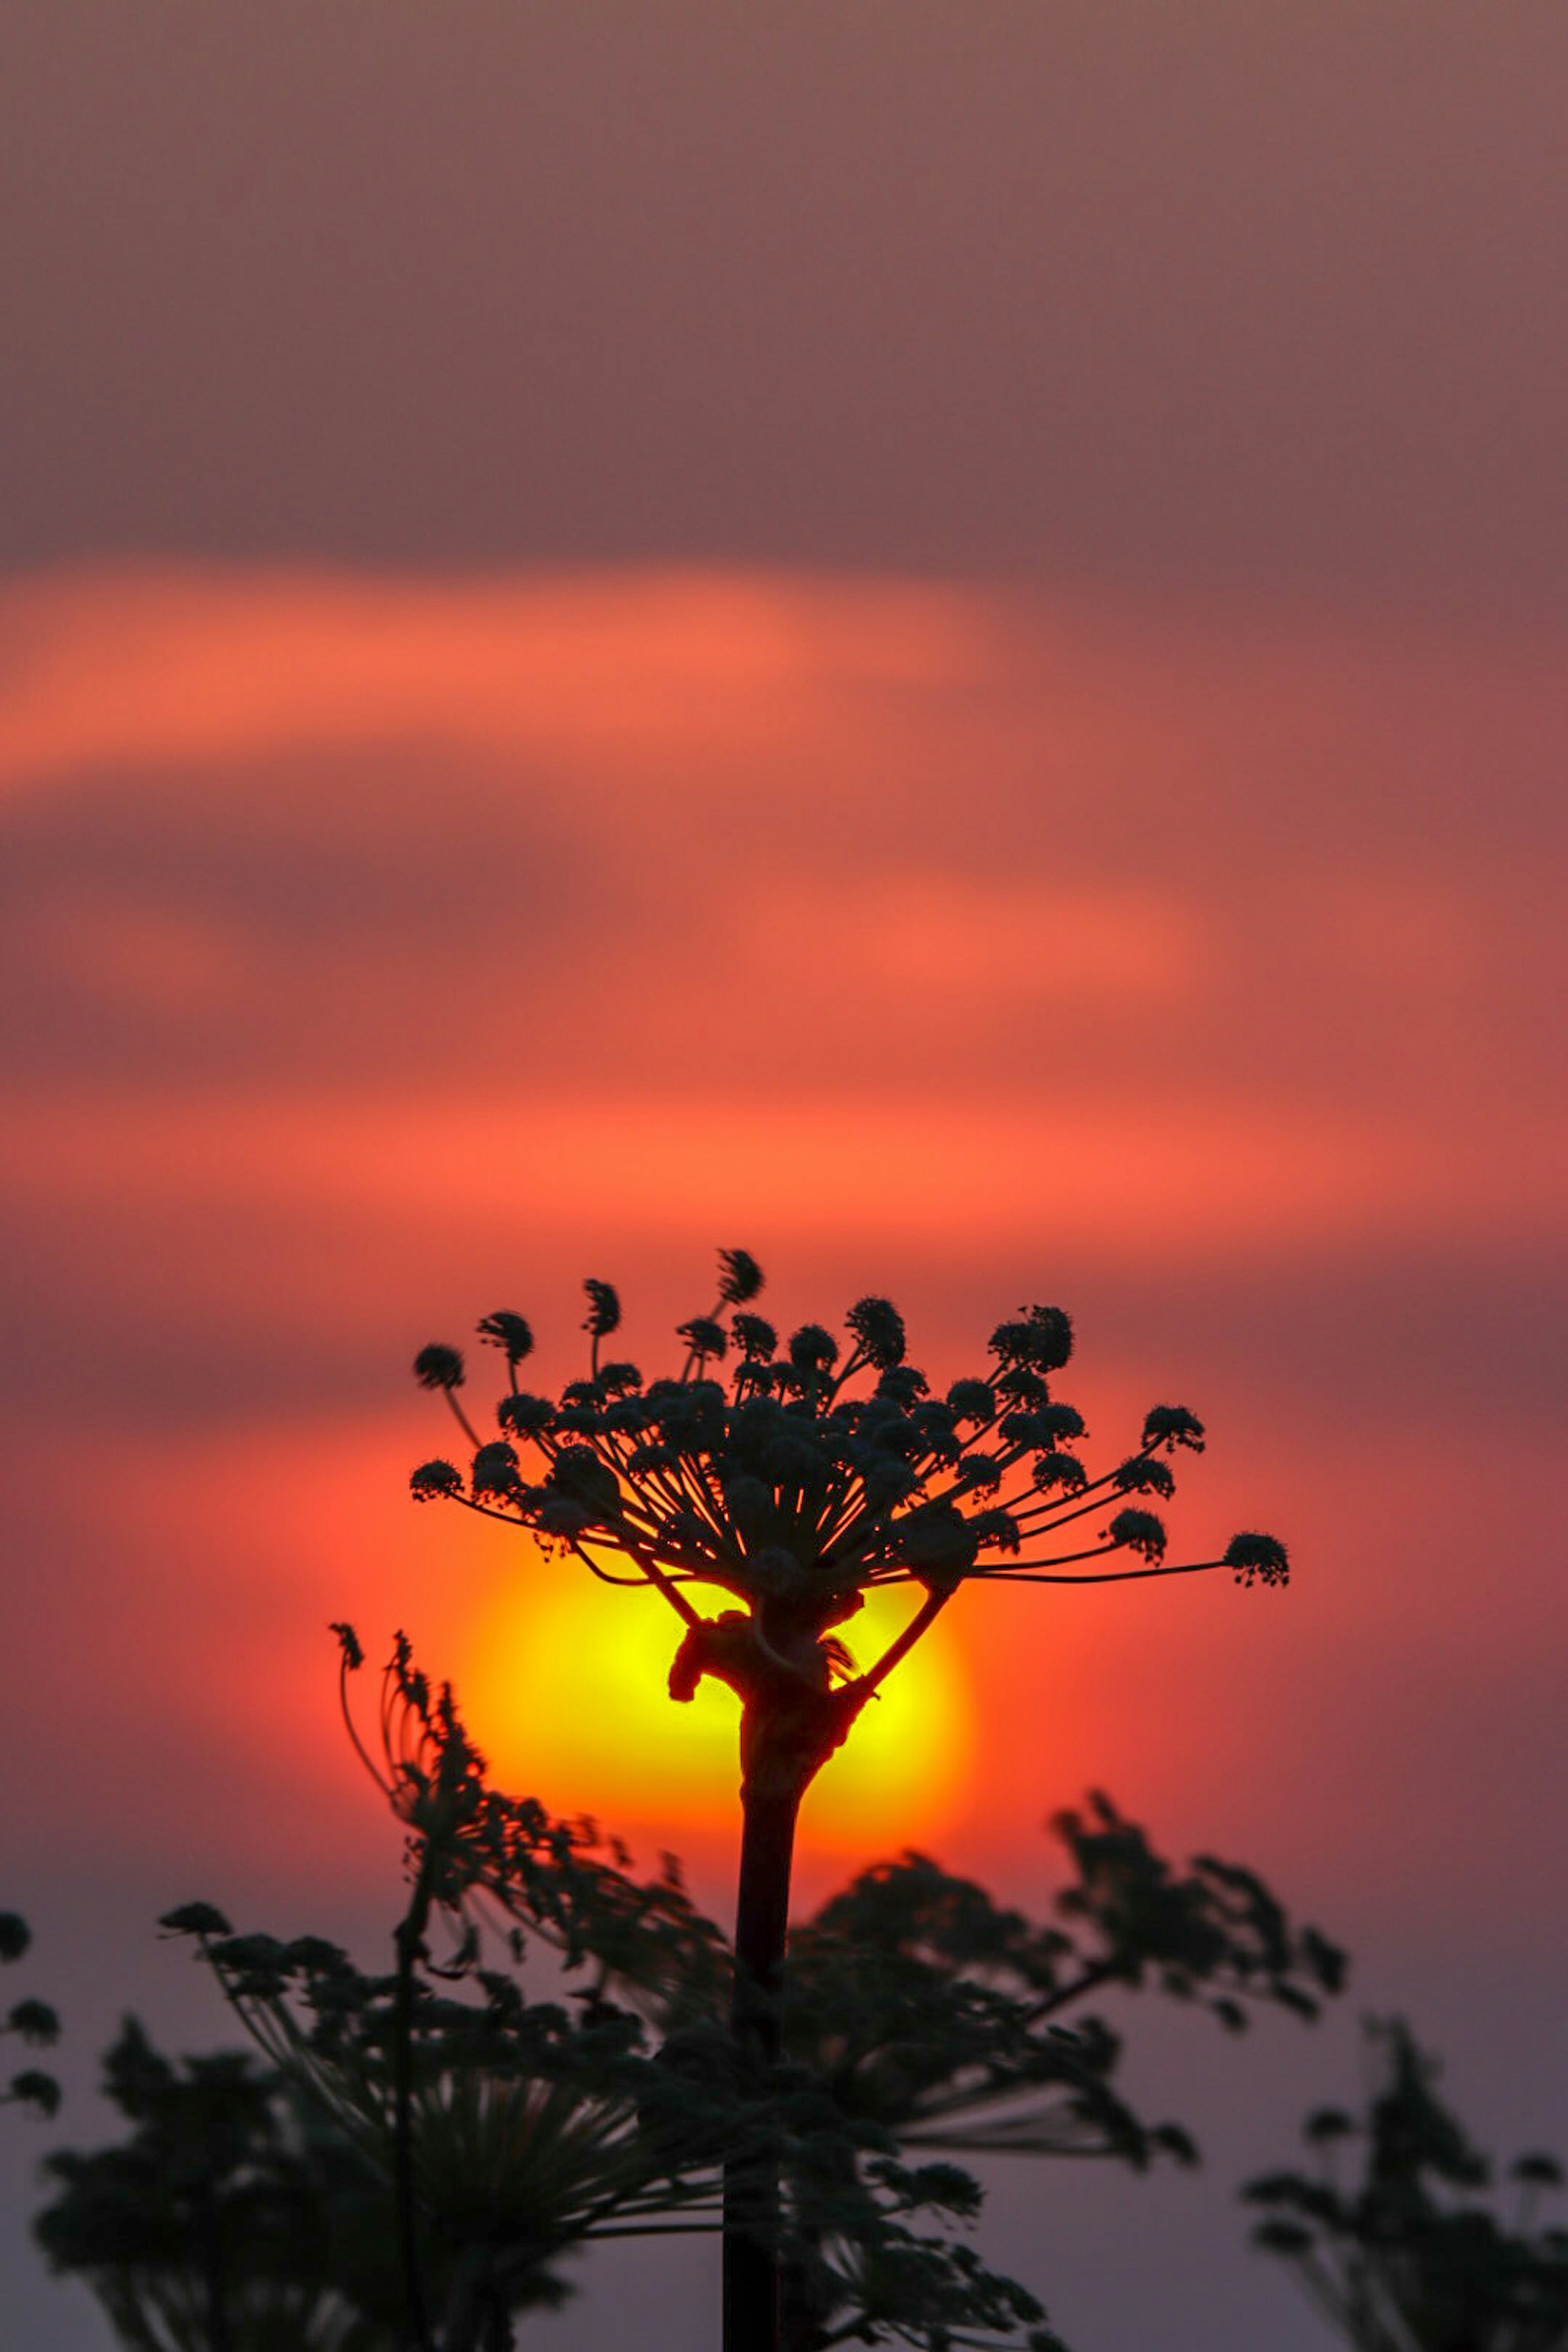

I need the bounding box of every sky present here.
[1,8,1565,2349]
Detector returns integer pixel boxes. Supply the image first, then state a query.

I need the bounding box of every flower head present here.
[989,1305,1074,1373]
[678,1316,728,1363]
[1114,1456,1175,1499]
[847,1296,907,1371]
[582,1280,621,1338]
[498,1392,557,1438]
[476,1310,535,1367]
[789,1323,840,1372]
[410,1254,1287,1722]
[413,1343,465,1391]
[1107,1508,1167,1563]
[1143,1405,1206,1453]
[732,1314,777,1362]
[410,1459,463,1503]
[1225,1533,1290,1588]
[717,1248,764,1305]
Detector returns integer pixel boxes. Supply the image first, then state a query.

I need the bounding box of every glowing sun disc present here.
[457,1566,975,1853]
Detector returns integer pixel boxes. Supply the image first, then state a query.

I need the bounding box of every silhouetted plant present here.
[326,1644,1334,2352]
[27,1623,1343,2352]
[163,1633,735,2351]
[787,1797,1343,2153]
[551,1792,1338,2350]
[132,1635,1059,2352]
[412,1252,1289,2352]
[1245,2016,1568,2350]
[35,2016,384,2352]
[1,1910,61,2121]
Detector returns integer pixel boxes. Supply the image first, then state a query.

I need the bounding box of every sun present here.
[456,1561,975,1854]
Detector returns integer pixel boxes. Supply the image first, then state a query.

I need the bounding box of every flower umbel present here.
[412,1251,1289,1773]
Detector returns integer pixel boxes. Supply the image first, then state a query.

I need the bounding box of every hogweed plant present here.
[144,1635,1061,2352]
[412,1252,1289,2352]
[1,1911,61,2124]
[1245,2018,1568,2351]
[20,1634,1334,2352]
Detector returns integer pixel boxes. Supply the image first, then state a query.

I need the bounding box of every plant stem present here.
[724,1771,802,2352]
[394,1857,438,2352]
[200,2192,235,2352]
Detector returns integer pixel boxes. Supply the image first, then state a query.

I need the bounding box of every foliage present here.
[35,1636,1057,2352]
[1,1909,61,2120]
[781,1796,1343,2168]
[1245,2016,1568,2351]
[23,1624,1346,2352]
[35,2018,388,2352]
[334,1637,1341,2346]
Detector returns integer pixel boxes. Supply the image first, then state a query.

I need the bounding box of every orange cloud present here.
[3,1085,1558,1258]
[0,565,995,793]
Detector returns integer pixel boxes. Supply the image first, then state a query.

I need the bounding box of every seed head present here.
[847,1296,907,1370]
[1225,1532,1290,1588]
[410,1459,463,1503]
[582,1280,621,1338]
[717,1248,764,1305]
[1109,1507,1168,1561]
[1143,1405,1206,1452]
[476,1311,534,1366]
[789,1323,840,1372]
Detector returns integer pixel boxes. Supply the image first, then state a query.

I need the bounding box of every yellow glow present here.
[458,1564,975,1854]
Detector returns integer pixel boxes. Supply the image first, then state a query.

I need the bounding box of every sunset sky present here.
[2,11,1565,2350]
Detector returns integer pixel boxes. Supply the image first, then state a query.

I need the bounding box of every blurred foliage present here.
[36,2017,388,2352]
[32,1639,1072,2352]
[1246,2016,1568,2351]
[25,1633,1345,2349]
[1,1909,61,2121]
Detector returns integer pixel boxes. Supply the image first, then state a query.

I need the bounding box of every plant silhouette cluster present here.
[13,1255,1565,2352]
[33,1633,1346,2352]
[411,1255,1285,1792]
[18,1255,1312,2352]
[36,2016,381,2352]
[1,1910,61,2121]
[1247,2017,1568,2351]
[34,1636,1067,2352]
[411,1256,1290,2352]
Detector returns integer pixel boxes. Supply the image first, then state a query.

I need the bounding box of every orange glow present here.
[457,1565,976,1855]
[0,566,993,793]
[2,556,1563,2023]
[4,1086,1558,1255]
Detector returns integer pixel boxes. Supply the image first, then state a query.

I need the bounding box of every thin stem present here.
[583,1532,703,1629]
[1020,1959,1120,2025]
[393,1855,438,2352]
[853,1585,953,1702]
[443,1387,481,1450]
[338,1655,389,1797]
[964,1557,1228,1587]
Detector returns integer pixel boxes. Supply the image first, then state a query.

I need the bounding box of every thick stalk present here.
[394,1859,437,2352]
[724,1774,802,2352]
[200,2191,235,2352]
